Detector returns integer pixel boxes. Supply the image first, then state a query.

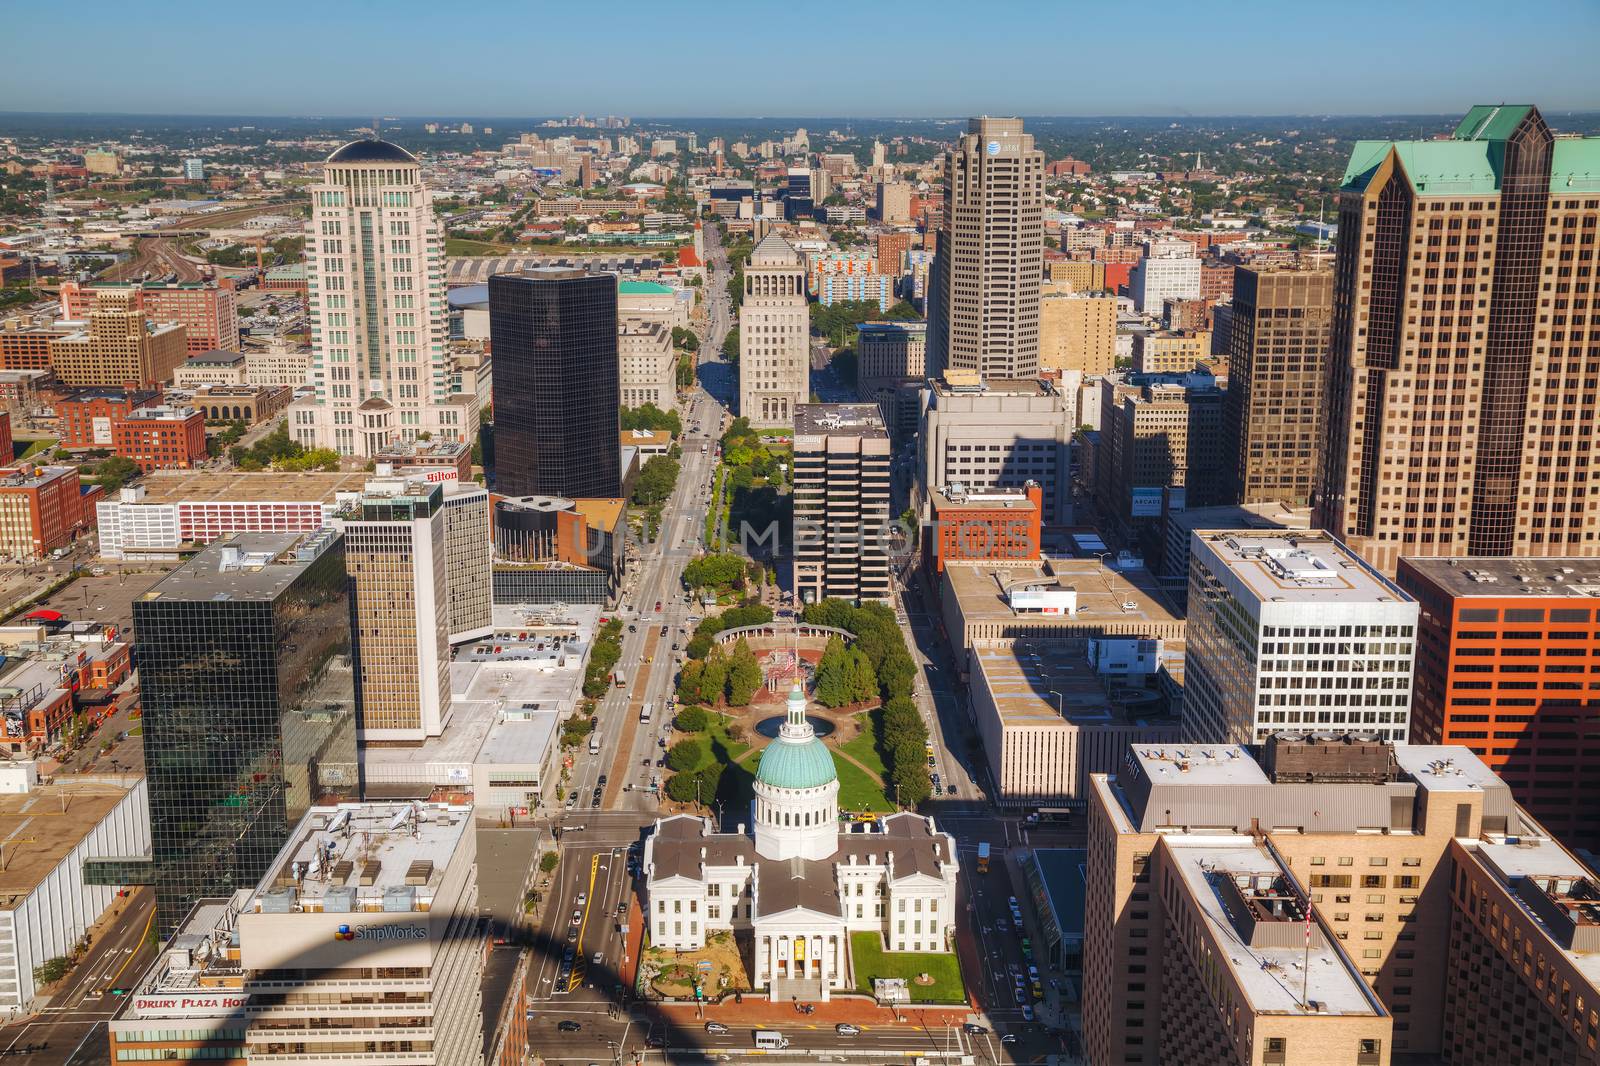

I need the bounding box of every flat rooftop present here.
[1030,848,1088,948]
[1168,839,1383,1018]
[0,465,76,489]
[930,485,1037,512]
[1191,531,1409,606]
[1129,743,1270,788]
[932,374,1049,396]
[794,403,888,438]
[1399,557,1600,600]
[0,782,131,908]
[1393,745,1509,793]
[118,470,375,505]
[572,497,625,531]
[251,802,471,913]
[184,350,246,366]
[374,437,471,460]
[137,530,337,603]
[972,640,1171,729]
[1466,837,1600,986]
[945,557,1181,629]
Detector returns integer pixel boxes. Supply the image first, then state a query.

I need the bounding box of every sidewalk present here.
[654,994,972,1029]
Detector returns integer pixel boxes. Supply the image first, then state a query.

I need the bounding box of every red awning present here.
[24,610,63,622]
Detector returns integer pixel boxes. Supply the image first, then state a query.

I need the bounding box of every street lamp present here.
[1095,551,1120,600]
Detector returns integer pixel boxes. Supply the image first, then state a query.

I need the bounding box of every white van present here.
[753,1030,790,1050]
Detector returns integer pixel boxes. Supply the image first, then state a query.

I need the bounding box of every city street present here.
[0,887,155,1066]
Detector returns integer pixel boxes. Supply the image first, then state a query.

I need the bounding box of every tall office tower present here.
[288,139,477,457]
[1317,105,1600,574]
[1084,734,1600,1066]
[337,478,451,743]
[1225,267,1333,506]
[1185,530,1417,745]
[120,531,357,934]
[1039,290,1117,375]
[918,373,1074,525]
[1095,376,1227,528]
[737,234,809,427]
[442,482,492,643]
[488,268,620,498]
[792,404,891,604]
[928,117,1044,379]
[1397,557,1600,851]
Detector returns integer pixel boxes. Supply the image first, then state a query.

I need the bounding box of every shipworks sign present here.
[335,922,428,943]
[239,911,435,970]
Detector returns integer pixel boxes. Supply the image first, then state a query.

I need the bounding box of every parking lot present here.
[18,564,175,639]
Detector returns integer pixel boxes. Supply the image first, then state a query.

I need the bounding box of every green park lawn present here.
[443,237,512,256]
[849,931,966,1004]
[841,714,889,777]
[832,752,893,813]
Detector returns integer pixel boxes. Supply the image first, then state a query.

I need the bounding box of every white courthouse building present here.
[642,683,960,1001]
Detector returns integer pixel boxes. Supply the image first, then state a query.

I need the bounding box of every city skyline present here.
[1,0,1595,117]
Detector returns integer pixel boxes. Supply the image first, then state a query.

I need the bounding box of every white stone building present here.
[290,139,478,457]
[642,684,960,1001]
[737,234,809,427]
[619,317,676,411]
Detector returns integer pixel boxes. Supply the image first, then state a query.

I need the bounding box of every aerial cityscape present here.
[0,4,1596,1065]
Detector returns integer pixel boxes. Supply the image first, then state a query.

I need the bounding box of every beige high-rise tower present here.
[290,139,477,457]
[1316,105,1600,574]
[738,233,809,426]
[928,117,1044,379]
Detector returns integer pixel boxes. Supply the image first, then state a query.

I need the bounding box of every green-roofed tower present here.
[1316,105,1600,578]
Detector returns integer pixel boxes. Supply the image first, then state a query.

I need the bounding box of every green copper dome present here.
[755,680,839,791]
[756,735,838,791]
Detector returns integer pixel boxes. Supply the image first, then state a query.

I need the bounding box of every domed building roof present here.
[756,733,837,791]
[327,139,418,165]
[755,682,838,791]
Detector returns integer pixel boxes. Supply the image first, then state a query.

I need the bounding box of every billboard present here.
[1130,487,1163,518]
[1008,587,1077,615]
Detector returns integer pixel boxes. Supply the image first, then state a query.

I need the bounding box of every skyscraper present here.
[792,404,891,604]
[289,139,477,457]
[488,268,621,499]
[114,531,358,934]
[737,233,809,427]
[1225,266,1333,507]
[928,117,1044,379]
[1184,530,1417,745]
[337,478,452,743]
[1316,105,1600,574]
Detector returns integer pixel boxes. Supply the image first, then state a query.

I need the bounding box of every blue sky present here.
[3,0,1596,117]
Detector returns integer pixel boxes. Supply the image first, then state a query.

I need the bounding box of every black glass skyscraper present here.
[488,268,620,499]
[127,531,358,935]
